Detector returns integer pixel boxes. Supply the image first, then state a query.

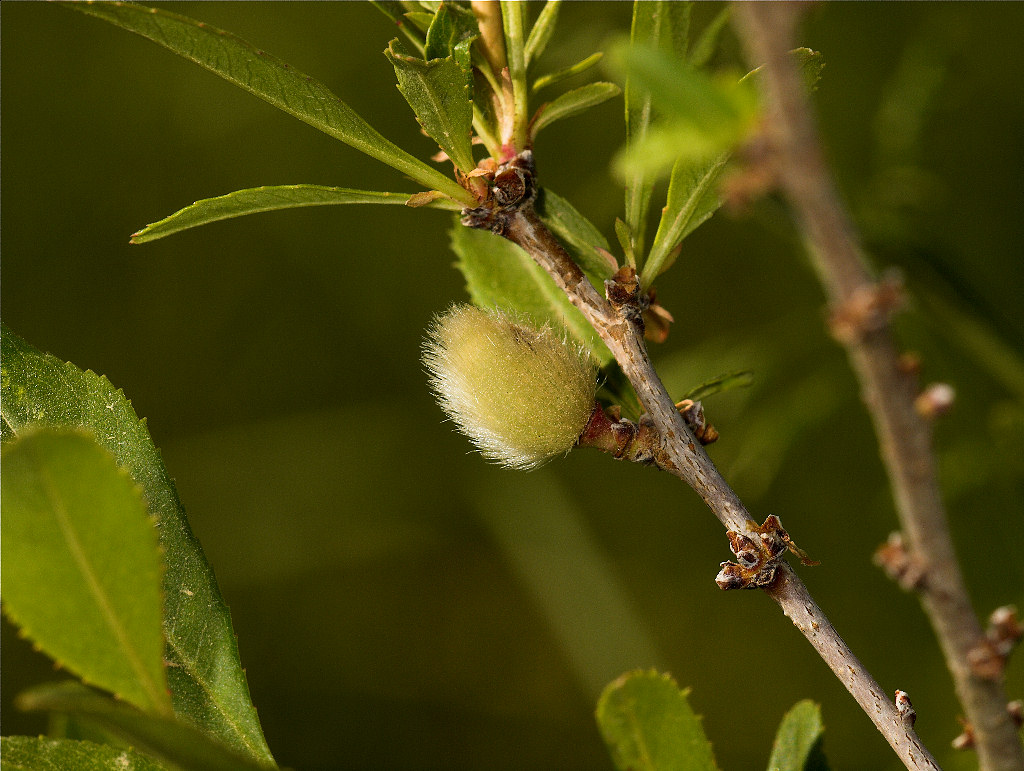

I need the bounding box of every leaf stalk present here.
[499,1,530,152]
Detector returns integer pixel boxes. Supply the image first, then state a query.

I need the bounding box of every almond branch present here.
[461,151,940,771]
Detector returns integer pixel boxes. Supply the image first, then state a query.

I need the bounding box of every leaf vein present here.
[33,440,169,715]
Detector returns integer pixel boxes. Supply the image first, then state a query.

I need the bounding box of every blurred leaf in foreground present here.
[596,669,719,771]
[611,41,758,181]
[766,699,829,771]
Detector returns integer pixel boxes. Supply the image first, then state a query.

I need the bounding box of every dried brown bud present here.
[676,399,719,445]
[715,562,747,591]
[490,151,534,209]
[757,515,790,559]
[716,515,818,590]
[643,301,675,344]
[605,265,641,309]
[727,531,761,569]
[492,167,528,207]
[966,605,1024,679]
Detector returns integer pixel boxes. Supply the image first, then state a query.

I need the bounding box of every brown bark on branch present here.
[461,151,941,770]
[731,4,1024,770]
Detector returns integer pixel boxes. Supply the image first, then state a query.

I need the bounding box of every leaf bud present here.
[422,304,597,470]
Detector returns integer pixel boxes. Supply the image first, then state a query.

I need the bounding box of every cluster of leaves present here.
[2,3,829,769]
[71,2,768,376]
[2,325,276,770]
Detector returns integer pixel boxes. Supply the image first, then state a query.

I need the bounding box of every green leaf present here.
[0,326,274,765]
[531,82,621,137]
[130,185,459,244]
[793,48,826,92]
[742,48,826,95]
[596,669,719,771]
[524,0,562,68]
[16,682,273,771]
[386,38,476,174]
[370,1,426,55]
[531,52,604,93]
[665,1,693,59]
[0,736,167,771]
[67,2,473,206]
[404,11,435,34]
[681,370,754,402]
[615,218,636,267]
[618,124,729,181]
[767,700,829,771]
[535,189,616,282]
[629,52,811,286]
[450,224,612,365]
[624,1,691,265]
[612,41,757,181]
[1,430,169,716]
[687,5,730,68]
[423,2,479,68]
[642,152,729,289]
[621,45,751,131]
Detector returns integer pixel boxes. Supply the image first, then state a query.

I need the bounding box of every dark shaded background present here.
[3,3,1023,769]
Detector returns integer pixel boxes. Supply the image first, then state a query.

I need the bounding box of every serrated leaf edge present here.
[1,428,171,716]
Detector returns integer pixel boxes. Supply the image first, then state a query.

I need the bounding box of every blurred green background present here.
[3,3,1023,769]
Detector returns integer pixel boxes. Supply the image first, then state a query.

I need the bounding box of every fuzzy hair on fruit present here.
[423,304,597,470]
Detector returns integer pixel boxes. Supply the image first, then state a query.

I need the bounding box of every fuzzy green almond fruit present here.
[423,304,598,470]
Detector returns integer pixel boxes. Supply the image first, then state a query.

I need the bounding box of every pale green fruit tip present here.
[423,304,598,470]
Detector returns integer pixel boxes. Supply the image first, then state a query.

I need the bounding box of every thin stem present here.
[464,173,938,766]
[499,1,529,151]
[472,0,513,158]
[731,4,1024,770]
[472,1,507,86]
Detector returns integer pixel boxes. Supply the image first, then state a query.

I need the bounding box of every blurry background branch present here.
[732,4,1024,770]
